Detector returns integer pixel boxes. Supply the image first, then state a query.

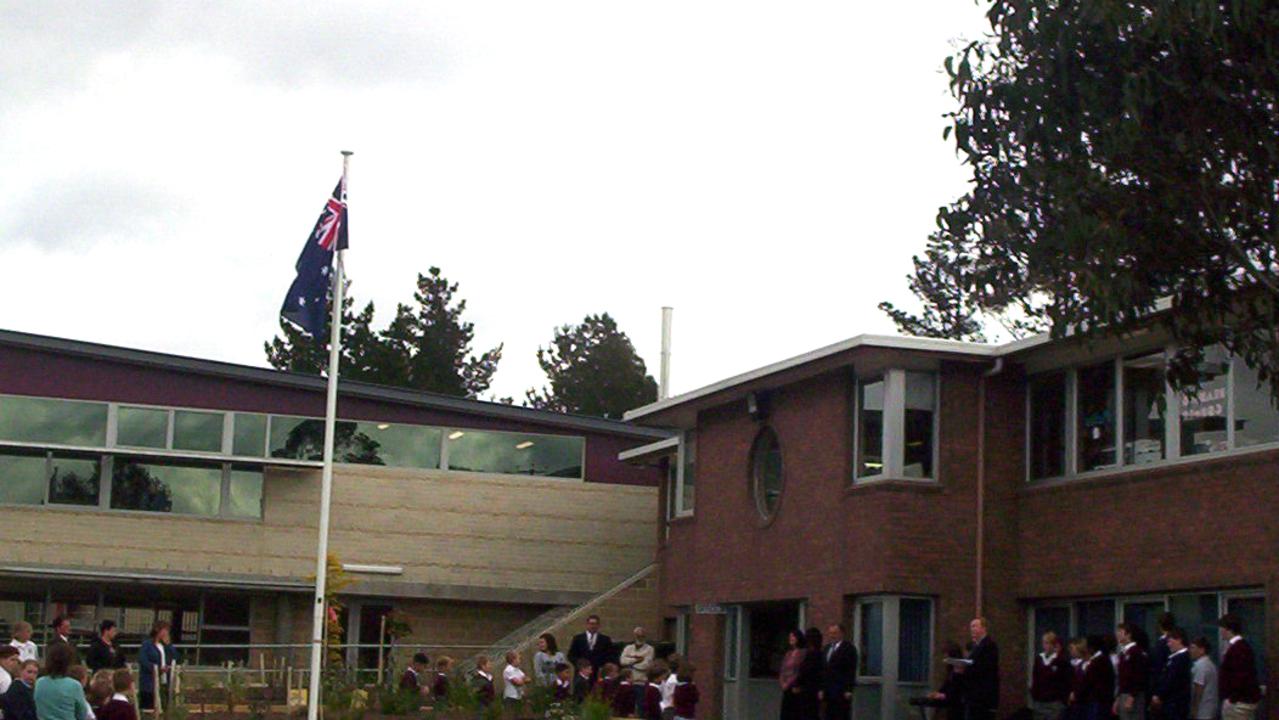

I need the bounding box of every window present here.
[724,605,740,681]
[445,429,582,477]
[751,427,783,519]
[232,413,268,457]
[48,455,101,506]
[664,456,678,521]
[173,410,224,453]
[1028,373,1067,479]
[1180,349,1230,456]
[1123,354,1167,465]
[1077,362,1117,472]
[111,458,224,515]
[1232,358,1279,448]
[674,430,696,515]
[227,467,265,519]
[897,598,932,682]
[857,596,934,720]
[1033,606,1071,650]
[116,406,169,448]
[0,396,107,447]
[903,373,935,478]
[0,451,49,505]
[1077,599,1117,637]
[856,378,885,478]
[860,601,884,676]
[748,602,799,678]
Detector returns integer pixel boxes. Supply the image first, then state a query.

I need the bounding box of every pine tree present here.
[526,313,658,419]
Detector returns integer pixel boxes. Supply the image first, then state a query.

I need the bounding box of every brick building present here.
[622,329,1275,720]
[0,328,668,675]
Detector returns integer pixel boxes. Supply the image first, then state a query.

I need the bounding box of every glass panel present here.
[1225,597,1266,681]
[665,458,678,520]
[1170,594,1221,663]
[898,598,932,682]
[445,429,584,478]
[1077,362,1118,472]
[681,431,696,511]
[1123,354,1167,465]
[48,589,99,647]
[172,410,224,453]
[269,416,329,460]
[356,604,394,671]
[203,593,251,627]
[48,455,101,506]
[904,372,935,478]
[352,421,441,468]
[227,468,263,519]
[1035,607,1072,652]
[1029,373,1068,479]
[197,628,250,666]
[0,451,47,505]
[1180,348,1230,456]
[0,396,108,446]
[1122,601,1166,646]
[748,603,797,678]
[857,378,885,478]
[110,458,223,516]
[232,413,268,456]
[860,601,884,676]
[752,429,783,517]
[117,406,169,448]
[1078,600,1116,638]
[1232,358,1279,448]
[724,607,739,681]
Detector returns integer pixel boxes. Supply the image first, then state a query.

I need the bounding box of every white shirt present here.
[587,632,597,650]
[1227,635,1242,647]
[1191,656,1219,720]
[0,666,11,694]
[111,694,130,703]
[10,639,37,662]
[1121,642,1136,654]
[502,665,525,700]
[660,672,678,710]
[1041,652,1059,665]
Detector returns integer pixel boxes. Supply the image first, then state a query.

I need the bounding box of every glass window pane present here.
[0,396,108,446]
[227,468,263,519]
[203,593,251,627]
[48,455,100,506]
[198,628,250,666]
[1169,594,1221,662]
[1034,607,1072,651]
[860,601,884,676]
[1232,358,1279,448]
[857,378,885,478]
[752,429,783,518]
[904,373,935,478]
[1123,354,1167,465]
[269,416,330,460]
[1078,600,1116,637]
[350,422,441,468]
[1077,363,1117,472]
[1180,348,1231,456]
[1029,373,1067,479]
[748,603,799,679]
[0,452,47,505]
[173,410,224,453]
[681,431,696,511]
[898,598,932,682]
[445,430,584,478]
[1122,601,1166,646]
[232,413,267,456]
[1225,597,1266,680]
[117,406,169,448]
[111,458,222,516]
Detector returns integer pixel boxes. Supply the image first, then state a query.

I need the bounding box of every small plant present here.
[377,687,422,716]
[524,684,557,716]
[481,700,505,720]
[160,701,190,720]
[225,665,247,713]
[578,696,613,720]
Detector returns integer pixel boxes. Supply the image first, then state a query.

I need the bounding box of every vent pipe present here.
[659,307,673,400]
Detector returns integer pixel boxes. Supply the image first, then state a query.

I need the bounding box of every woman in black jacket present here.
[795,627,825,720]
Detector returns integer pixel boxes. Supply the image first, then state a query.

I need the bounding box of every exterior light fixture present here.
[341,564,403,576]
[515,441,534,449]
[448,431,465,440]
[376,423,390,430]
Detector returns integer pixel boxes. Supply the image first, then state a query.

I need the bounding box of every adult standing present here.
[1032,631,1073,720]
[779,629,808,720]
[33,643,88,720]
[1116,623,1150,720]
[963,618,1000,720]
[567,615,613,679]
[819,623,857,720]
[47,616,73,654]
[533,633,566,686]
[1216,614,1261,720]
[138,620,175,712]
[797,628,825,720]
[1188,638,1218,720]
[85,621,126,673]
[620,627,656,684]
[9,621,38,663]
[1150,630,1192,720]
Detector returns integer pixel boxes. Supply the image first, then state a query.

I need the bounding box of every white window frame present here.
[674,430,695,517]
[853,369,940,483]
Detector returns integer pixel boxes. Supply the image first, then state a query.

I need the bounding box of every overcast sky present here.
[0,1,991,403]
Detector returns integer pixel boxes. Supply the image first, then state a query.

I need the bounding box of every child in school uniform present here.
[96,670,138,720]
[571,658,595,704]
[609,662,636,717]
[639,667,666,720]
[432,657,452,702]
[472,655,496,707]
[553,663,573,702]
[599,663,623,705]
[672,664,699,720]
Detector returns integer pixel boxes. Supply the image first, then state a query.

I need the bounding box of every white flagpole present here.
[307,149,351,720]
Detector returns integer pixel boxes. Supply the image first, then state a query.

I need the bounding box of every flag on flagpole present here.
[280,179,349,338]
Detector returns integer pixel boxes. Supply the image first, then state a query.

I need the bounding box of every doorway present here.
[721,600,805,720]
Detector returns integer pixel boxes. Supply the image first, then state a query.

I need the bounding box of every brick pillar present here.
[689,613,725,720]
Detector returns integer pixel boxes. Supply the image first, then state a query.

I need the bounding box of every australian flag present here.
[280,178,348,338]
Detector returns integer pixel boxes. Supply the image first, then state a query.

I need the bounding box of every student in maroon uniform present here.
[1115,623,1150,720]
[432,656,452,702]
[1216,615,1261,720]
[400,652,428,695]
[95,669,138,720]
[672,664,699,720]
[553,662,573,702]
[1080,635,1116,720]
[639,666,666,720]
[1066,638,1090,720]
[472,655,496,707]
[599,662,623,705]
[571,657,596,703]
[1033,631,1073,720]
[612,663,637,717]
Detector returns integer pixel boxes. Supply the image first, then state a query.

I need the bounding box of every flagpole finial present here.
[340,150,354,156]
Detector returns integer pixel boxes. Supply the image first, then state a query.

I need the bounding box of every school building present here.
[0,328,670,674]
[622,323,1276,720]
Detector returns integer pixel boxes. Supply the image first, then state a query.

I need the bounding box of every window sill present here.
[667,512,695,525]
[847,477,942,493]
[1025,440,1279,491]
[0,501,263,524]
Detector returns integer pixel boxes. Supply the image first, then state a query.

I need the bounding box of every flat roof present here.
[624,332,1052,422]
[0,328,670,440]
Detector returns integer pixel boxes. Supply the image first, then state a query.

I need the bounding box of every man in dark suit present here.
[1150,630,1192,720]
[819,623,857,720]
[567,615,613,679]
[963,618,1000,720]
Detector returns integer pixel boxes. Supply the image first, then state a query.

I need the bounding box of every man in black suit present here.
[963,618,1000,720]
[567,614,613,679]
[819,623,858,720]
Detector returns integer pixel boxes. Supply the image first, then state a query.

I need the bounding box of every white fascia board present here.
[617,436,679,463]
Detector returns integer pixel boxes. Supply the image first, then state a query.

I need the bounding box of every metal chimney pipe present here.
[660,307,673,399]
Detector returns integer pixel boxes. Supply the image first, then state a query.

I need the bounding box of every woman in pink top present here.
[779,629,809,720]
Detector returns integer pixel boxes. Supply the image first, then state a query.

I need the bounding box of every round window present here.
[751,427,783,519]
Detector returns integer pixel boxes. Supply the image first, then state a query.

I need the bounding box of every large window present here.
[854,371,939,482]
[0,451,101,507]
[750,427,783,519]
[1029,347,1279,480]
[111,458,224,515]
[445,428,581,477]
[673,430,696,516]
[0,396,107,447]
[857,596,934,720]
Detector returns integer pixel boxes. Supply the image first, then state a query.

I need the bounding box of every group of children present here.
[400,646,700,719]
[0,640,140,720]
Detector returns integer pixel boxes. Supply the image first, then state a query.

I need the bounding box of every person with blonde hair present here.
[9,621,38,662]
[502,649,529,708]
[87,669,115,713]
